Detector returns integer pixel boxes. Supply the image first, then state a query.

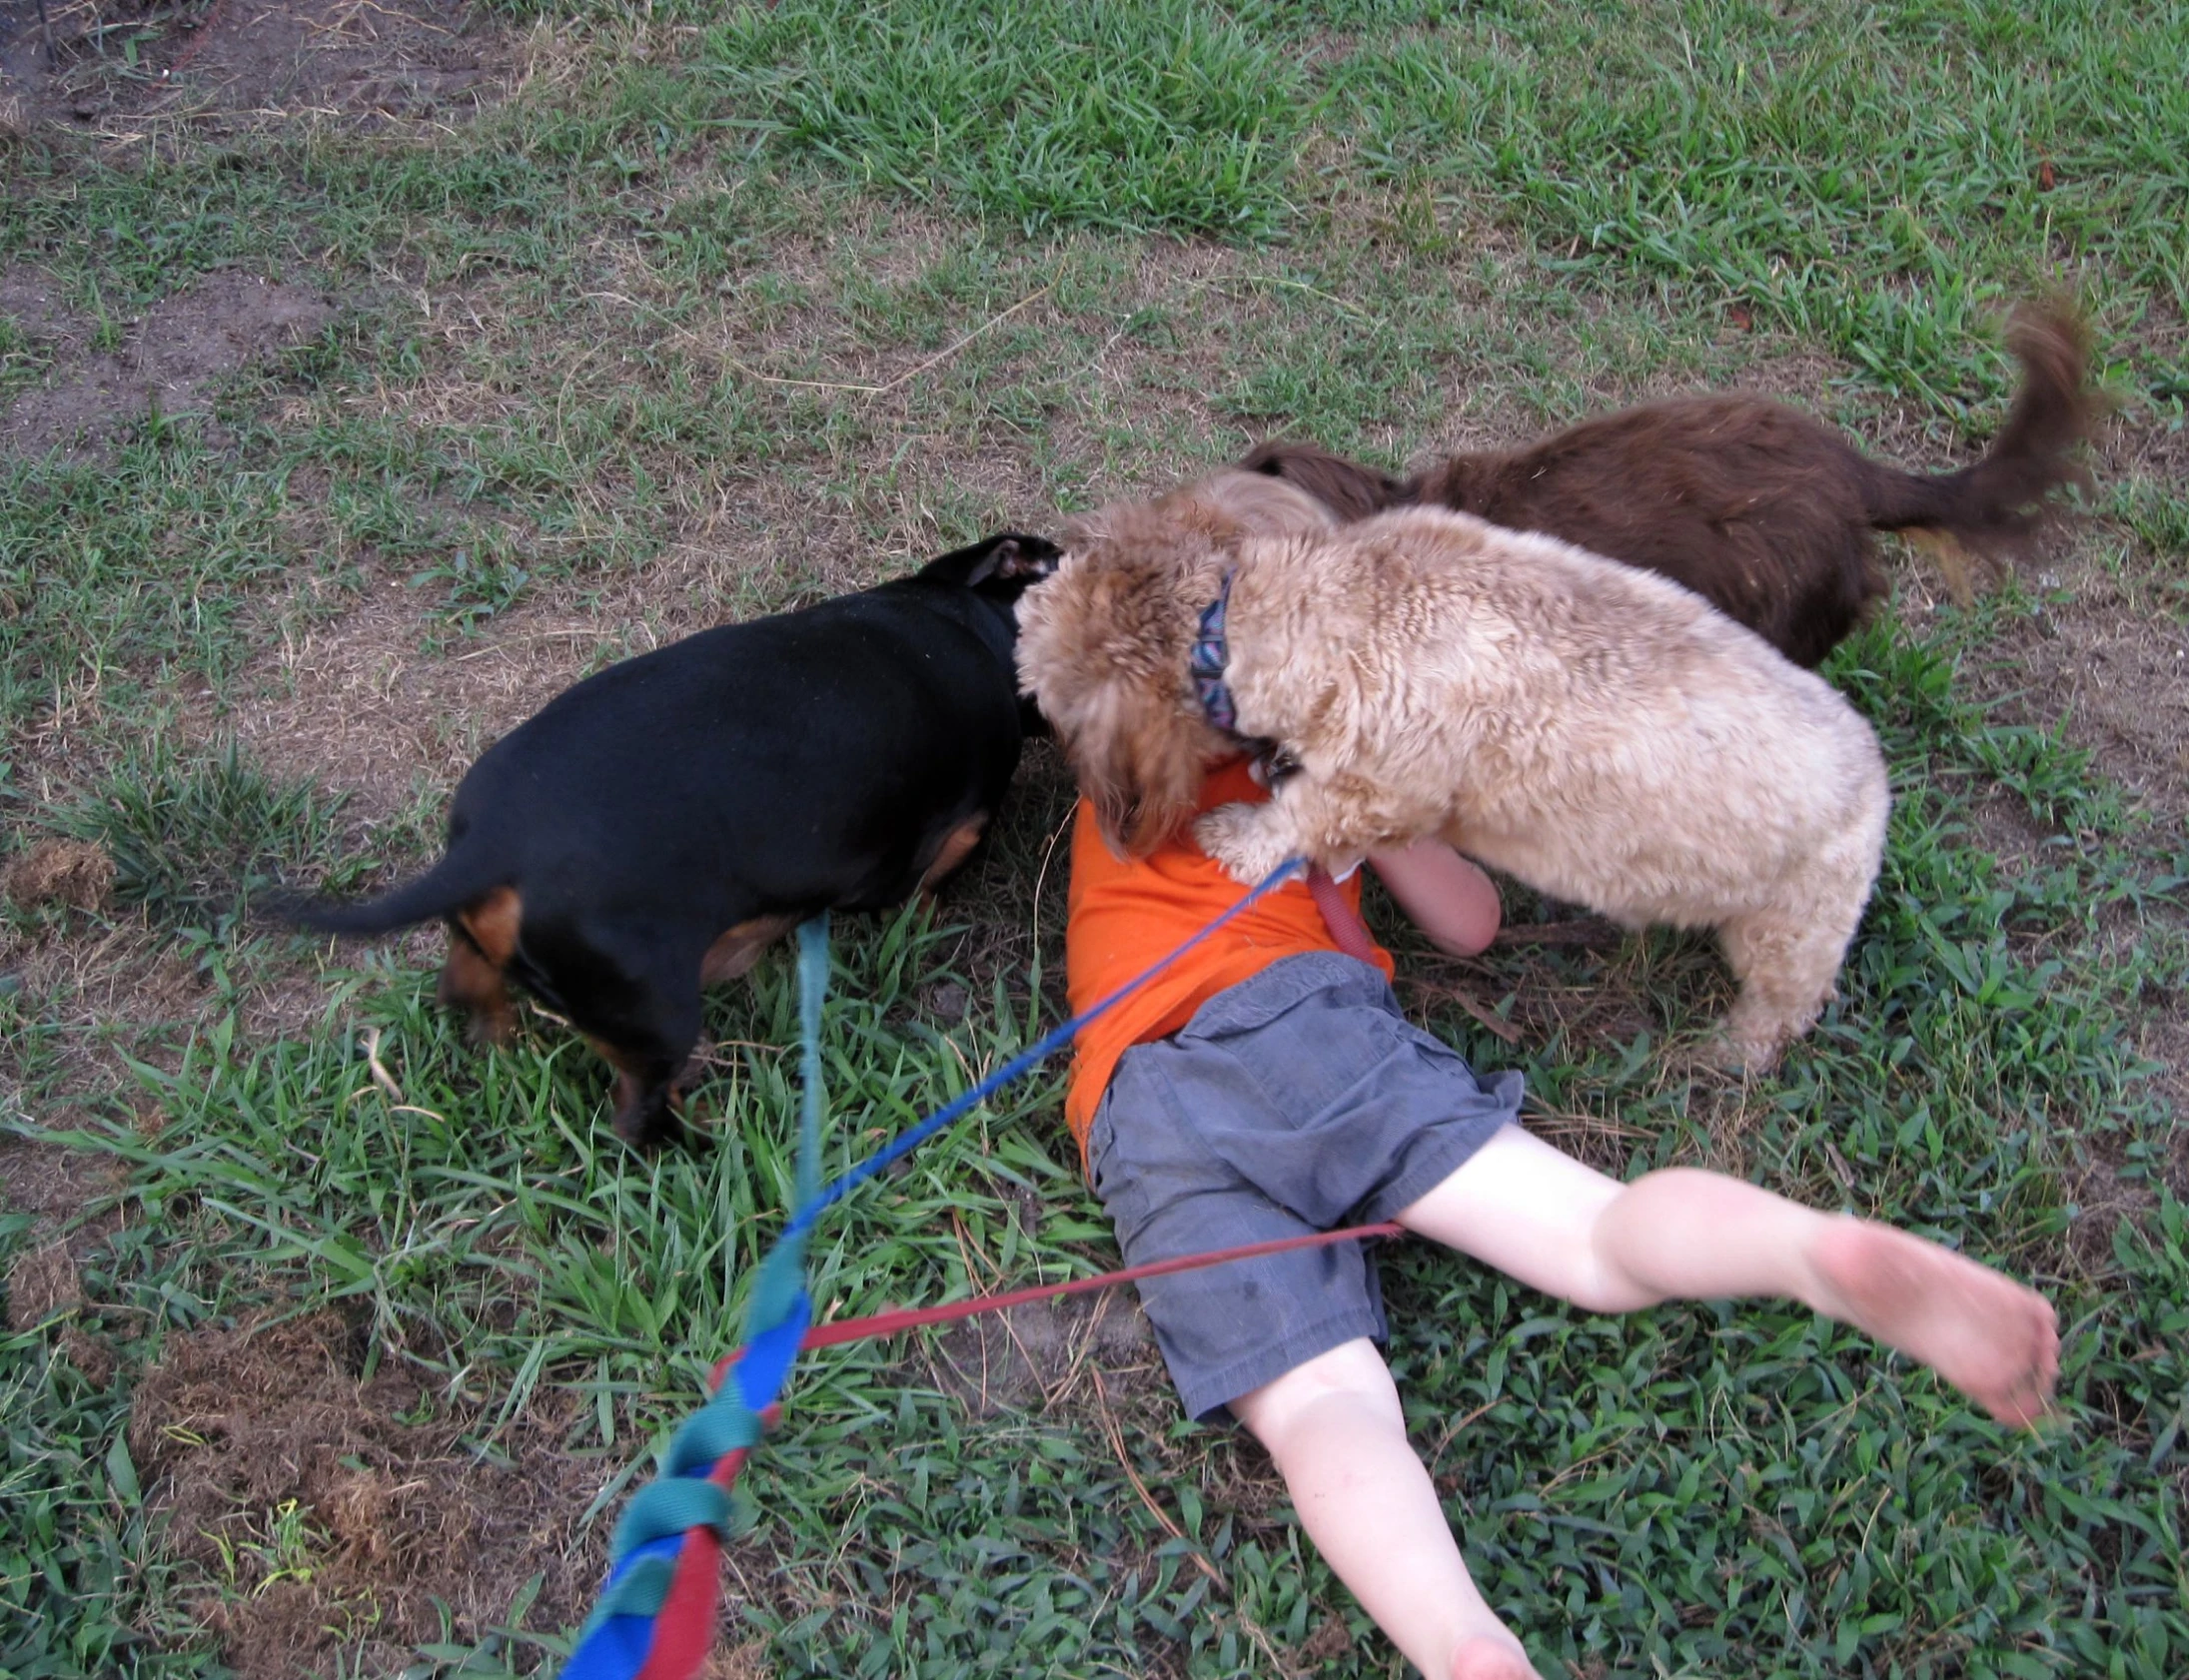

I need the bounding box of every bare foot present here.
[1809,1219,2059,1426]
[1450,1637,1538,1680]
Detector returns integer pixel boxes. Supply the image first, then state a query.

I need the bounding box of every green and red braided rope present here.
[560,860,1397,1680]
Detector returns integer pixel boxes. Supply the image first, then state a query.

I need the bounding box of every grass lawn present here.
[2,1,2185,1677]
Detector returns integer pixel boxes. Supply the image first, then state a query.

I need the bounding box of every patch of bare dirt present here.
[230,555,812,836]
[0,1126,132,1309]
[0,268,334,462]
[0,263,77,339]
[0,903,350,1114]
[1,913,206,1084]
[0,1129,129,1227]
[702,1639,775,1680]
[1957,549,2189,823]
[2066,1130,2163,1279]
[0,0,499,136]
[925,1291,1158,1419]
[226,473,1049,835]
[229,569,635,827]
[129,1309,603,1680]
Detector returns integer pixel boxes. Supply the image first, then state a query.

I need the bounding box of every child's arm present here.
[1367,840,1501,958]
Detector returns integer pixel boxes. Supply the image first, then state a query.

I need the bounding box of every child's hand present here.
[1368,840,1501,957]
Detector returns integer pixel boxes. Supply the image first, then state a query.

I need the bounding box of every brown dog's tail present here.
[1857,301,2097,586]
[1240,440,1412,521]
[267,841,507,939]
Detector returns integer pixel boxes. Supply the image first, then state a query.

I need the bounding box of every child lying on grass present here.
[1063,757,2059,1680]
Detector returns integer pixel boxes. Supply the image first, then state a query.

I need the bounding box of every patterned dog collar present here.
[1190,569,1239,734]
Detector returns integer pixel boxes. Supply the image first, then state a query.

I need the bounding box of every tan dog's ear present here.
[1015,528,1223,856]
[1019,569,1205,857]
[1071,676,1208,859]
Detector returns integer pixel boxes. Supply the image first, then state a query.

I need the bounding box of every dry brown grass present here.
[4,1238,83,1328]
[4,837,116,911]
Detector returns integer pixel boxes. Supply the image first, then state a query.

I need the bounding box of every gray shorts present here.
[1086,951,1522,1421]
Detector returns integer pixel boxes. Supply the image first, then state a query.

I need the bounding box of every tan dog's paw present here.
[1193,801,1297,885]
[1703,1024,1786,1076]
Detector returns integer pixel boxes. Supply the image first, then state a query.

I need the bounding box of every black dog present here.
[277,533,1060,1147]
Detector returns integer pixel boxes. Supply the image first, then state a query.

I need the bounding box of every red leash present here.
[713,1220,1406,1385]
[697,872,1397,1388]
[656,1221,1402,1679]
[1307,866,1384,966]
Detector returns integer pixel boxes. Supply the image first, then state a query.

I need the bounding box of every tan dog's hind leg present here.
[1713,909,1856,1071]
[1715,755,1886,1069]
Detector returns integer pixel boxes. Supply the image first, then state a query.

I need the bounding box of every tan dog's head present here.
[1017,471,1333,856]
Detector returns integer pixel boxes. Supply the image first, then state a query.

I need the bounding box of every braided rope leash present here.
[560,860,1316,1680]
[561,916,830,1680]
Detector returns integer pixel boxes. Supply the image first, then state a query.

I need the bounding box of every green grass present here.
[1329,1,2189,391]
[3,0,2186,1677]
[697,0,1310,238]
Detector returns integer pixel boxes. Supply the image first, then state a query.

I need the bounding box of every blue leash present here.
[561,860,1305,1680]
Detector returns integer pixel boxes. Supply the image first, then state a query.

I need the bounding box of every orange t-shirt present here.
[1062,758,1396,1151]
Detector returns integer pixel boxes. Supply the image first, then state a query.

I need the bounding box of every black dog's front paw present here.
[612,1085,693,1152]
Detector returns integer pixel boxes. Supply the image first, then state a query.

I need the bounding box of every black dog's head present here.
[914,532,1065,736]
[920,532,1064,600]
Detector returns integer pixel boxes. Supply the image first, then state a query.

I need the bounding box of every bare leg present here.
[1394,1126,2059,1425]
[1229,1128,2058,1678]
[1230,1340,1540,1680]
[1224,1127,2055,1680]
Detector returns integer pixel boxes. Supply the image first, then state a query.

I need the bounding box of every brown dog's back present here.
[1245,301,2096,667]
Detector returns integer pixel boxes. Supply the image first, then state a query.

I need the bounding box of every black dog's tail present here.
[1241,440,1412,521]
[1857,300,2097,569]
[268,841,507,939]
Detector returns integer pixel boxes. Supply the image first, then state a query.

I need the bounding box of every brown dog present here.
[1242,301,2095,667]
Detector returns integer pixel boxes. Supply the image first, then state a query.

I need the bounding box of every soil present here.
[1954,545,2189,825]
[0,0,497,136]
[0,1127,131,1353]
[128,1308,606,1680]
[0,268,336,462]
[228,566,653,830]
[4,1234,83,1326]
[924,1289,1159,1419]
[0,896,347,1130]
[0,1127,131,1242]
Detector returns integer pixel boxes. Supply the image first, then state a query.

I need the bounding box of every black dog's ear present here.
[926,532,1063,590]
[966,533,1062,585]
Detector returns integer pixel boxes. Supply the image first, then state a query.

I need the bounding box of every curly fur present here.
[1017,488,1891,1068]
[1023,471,1335,853]
[1242,300,2096,668]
